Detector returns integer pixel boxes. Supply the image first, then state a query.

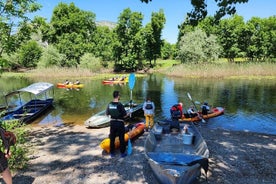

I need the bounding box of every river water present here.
[1,74,275,135]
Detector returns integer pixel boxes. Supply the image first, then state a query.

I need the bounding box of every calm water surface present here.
[1,74,275,135]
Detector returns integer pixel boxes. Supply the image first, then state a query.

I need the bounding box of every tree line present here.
[0,1,275,73]
[178,15,276,63]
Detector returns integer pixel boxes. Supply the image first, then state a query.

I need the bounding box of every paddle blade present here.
[187,92,192,101]
[127,139,132,155]
[128,73,136,90]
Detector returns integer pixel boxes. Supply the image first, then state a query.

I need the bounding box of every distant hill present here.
[96,21,117,29]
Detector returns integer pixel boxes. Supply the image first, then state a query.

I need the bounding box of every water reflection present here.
[0,75,275,135]
[160,78,179,119]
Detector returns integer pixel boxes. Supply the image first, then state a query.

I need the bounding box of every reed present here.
[160,62,276,79]
[2,61,275,80]
[26,66,112,80]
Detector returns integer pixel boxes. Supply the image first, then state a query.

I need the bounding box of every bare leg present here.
[2,167,12,184]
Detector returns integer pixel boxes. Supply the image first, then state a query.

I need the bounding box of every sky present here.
[33,0,276,44]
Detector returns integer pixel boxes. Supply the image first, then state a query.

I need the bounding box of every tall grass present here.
[2,61,275,80]
[160,62,276,79]
[25,66,113,80]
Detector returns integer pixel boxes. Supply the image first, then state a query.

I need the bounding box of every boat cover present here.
[147,152,203,166]
[17,82,53,95]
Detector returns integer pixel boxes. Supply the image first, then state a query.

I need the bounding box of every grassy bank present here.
[158,61,276,79]
[1,61,276,80]
[1,66,113,80]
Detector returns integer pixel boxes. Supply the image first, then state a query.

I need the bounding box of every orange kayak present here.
[179,107,224,122]
[100,122,145,153]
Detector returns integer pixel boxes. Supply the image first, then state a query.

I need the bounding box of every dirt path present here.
[3,124,276,184]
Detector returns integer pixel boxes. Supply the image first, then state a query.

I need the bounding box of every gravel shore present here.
[3,124,276,184]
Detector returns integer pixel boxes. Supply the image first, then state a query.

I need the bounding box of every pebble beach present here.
[3,124,276,184]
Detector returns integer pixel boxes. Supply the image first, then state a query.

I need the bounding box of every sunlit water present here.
[1,74,275,135]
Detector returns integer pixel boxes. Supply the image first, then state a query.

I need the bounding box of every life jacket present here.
[145,102,153,110]
[170,104,181,118]
[108,103,120,118]
[202,105,208,115]
[170,104,179,111]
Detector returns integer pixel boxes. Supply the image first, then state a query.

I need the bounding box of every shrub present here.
[37,45,66,68]
[18,41,42,68]
[79,53,103,72]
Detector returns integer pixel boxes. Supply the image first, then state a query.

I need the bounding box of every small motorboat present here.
[144,119,209,184]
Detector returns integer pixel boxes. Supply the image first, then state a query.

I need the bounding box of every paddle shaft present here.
[187,93,198,111]
[128,73,136,117]
[187,92,206,123]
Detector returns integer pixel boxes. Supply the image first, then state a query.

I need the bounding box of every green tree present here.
[92,26,115,62]
[18,40,42,68]
[79,53,103,72]
[217,15,245,62]
[161,41,173,60]
[144,9,166,67]
[265,16,276,59]
[0,0,41,56]
[43,3,96,66]
[37,45,66,68]
[113,8,144,71]
[246,16,276,60]
[178,28,221,63]
[140,0,249,25]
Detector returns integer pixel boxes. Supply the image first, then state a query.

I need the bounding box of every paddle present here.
[127,133,132,155]
[127,73,135,155]
[187,92,198,111]
[187,92,206,123]
[128,73,136,117]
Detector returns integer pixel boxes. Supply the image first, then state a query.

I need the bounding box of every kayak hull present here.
[102,80,127,85]
[56,83,84,89]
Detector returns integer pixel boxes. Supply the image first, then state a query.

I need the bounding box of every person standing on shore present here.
[106,91,128,158]
[0,126,13,184]
[143,97,155,130]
